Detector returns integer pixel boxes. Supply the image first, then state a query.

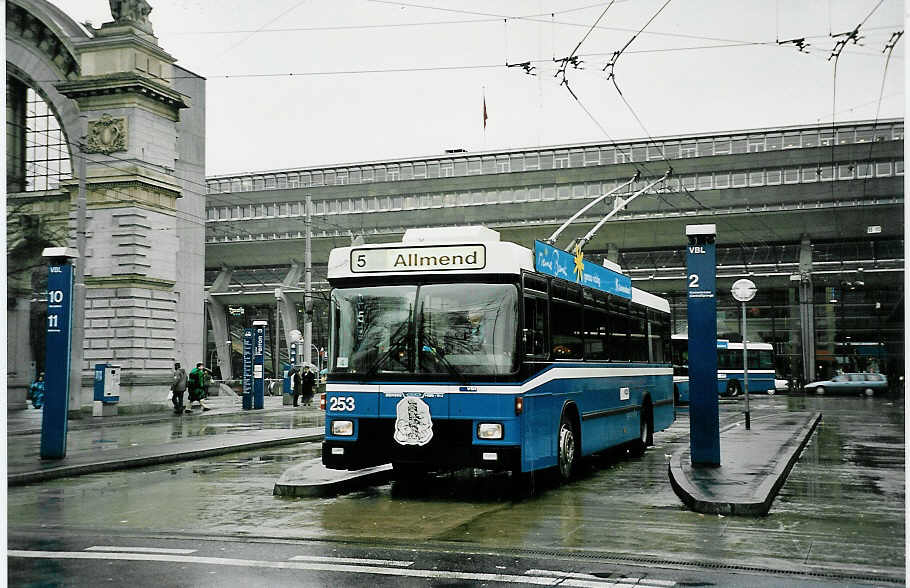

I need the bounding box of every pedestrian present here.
[187,362,211,412]
[171,362,188,415]
[300,364,316,406]
[30,372,45,409]
[291,366,302,407]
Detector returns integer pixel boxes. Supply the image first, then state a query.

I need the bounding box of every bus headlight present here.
[477,423,503,440]
[331,420,354,436]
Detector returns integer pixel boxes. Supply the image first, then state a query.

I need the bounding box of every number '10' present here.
[48,290,64,303]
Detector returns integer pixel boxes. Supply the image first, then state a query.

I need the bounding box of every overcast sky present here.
[53,0,905,176]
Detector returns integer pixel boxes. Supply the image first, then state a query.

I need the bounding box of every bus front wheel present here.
[726,380,741,397]
[557,413,578,482]
[631,402,652,456]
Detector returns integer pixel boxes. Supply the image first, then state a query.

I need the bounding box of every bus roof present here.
[327,226,669,313]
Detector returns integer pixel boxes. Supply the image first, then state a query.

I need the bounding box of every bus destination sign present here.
[534,240,632,299]
[350,244,486,273]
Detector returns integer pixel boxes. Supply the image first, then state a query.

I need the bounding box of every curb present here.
[668,412,822,516]
[273,462,393,498]
[8,433,324,487]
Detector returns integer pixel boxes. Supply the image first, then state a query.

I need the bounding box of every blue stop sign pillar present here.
[40,247,78,460]
[686,224,720,467]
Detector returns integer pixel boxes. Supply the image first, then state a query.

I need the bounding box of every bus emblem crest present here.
[393,397,433,446]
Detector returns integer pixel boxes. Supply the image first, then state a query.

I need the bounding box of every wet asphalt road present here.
[7,394,905,586]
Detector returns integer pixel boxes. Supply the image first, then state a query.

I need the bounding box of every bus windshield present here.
[331,283,518,377]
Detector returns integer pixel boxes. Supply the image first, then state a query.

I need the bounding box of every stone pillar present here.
[55,16,191,412]
[6,291,34,410]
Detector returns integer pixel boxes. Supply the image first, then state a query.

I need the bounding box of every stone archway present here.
[6,0,88,407]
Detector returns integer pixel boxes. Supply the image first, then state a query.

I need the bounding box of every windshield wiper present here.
[421,333,467,384]
[361,322,411,380]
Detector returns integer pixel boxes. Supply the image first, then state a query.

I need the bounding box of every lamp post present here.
[732,278,757,430]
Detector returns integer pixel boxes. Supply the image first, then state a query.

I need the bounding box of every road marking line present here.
[289,555,413,567]
[85,546,197,555]
[8,550,561,585]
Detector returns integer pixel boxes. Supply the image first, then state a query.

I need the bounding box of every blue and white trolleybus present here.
[321,226,675,481]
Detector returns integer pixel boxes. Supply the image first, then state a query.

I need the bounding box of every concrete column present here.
[279,260,303,352]
[206,266,233,380]
[798,236,816,384]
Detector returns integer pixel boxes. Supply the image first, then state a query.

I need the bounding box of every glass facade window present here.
[510,154,524,172]
[400,164,413,180]
[875,161,892,176]
[682,175,696,190]
[349,169,361,183]
[374,167,387,182]
[765,134,782,150]
[528,186,541,201]
[749,170,764,186]
[631,146,646,161]
[264,175,276,189]
[312,171,324,186]
[454,160,467,176]
[784,167,799,183]
[220,180,230,192]
[554,151,569,168]
[714,172,730,188]
[300,172,311,187]
[680,142,696,157]
[819,131,835,146]
[585,149,600,165]
[569,150,584,167]
[766,169,782,184]
[893,124,903,140]
[801,167,818,182]
[387,165,399,181]
[242,177,252,191]
[440,162,454,177]
[731,172,746,187]
[819,165,834,181]
[467,159,481,175]
[783,133,800,149]
[253,177,264,190]
[662,143,679,159]
[231,179,241,192]
[616,149,631,163]
[732,138,747,154]
[801,131,818,147]
[542,185,556,200]
[647,144,664,160]
[539,153,554,169]
[336,171,348,184]
[895,160,903,175]
[837,129,853,144]
[838,164,854,179]
[425,162,438,178]
[855,127,874,143]
[697,174,713,189]
[524,154,539,170]
[856,163,873,178]
[713,139,731,154]
[497,156,510,173]
[557,185,571,200]
[748,136,765,152]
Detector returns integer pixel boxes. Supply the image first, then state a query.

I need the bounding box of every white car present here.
[774,378,789,394]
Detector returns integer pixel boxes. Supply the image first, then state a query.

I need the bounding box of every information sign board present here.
[40,262,74,459]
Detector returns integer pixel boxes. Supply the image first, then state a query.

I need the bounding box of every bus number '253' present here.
[329,396,355,411]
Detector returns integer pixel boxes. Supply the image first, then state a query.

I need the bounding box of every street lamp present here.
[732,278,757,430]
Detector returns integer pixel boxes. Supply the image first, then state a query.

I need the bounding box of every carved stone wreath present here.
[85,114,127,154]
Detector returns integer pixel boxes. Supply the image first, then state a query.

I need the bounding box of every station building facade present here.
[203,118,904,388]
[6,0,206,411]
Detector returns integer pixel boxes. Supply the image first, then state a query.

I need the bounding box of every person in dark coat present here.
[300,365,316,407]
[291,366,302,407]
[171,362,187,415]
[187,362,211,412]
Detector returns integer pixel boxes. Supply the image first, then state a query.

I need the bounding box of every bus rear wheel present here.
[557,413,578,482]
[726,380,741,397]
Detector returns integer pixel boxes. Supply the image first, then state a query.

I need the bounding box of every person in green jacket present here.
[187,363,211,412]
